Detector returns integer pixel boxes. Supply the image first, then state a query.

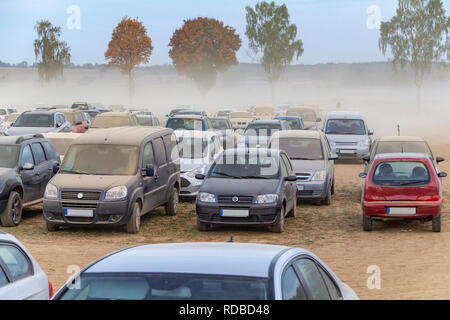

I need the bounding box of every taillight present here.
[417,195,440,201]
[48,280,54,299]
[364,194,386,201]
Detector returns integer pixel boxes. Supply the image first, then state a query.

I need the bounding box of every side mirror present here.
[329,154,339,160]
[195,174,205,180]
[84,125,89,130]
[436,156,445,163]
[359,172,367,178]
[144,164,154,177]
[438,172,447,178]
[368,130,374,136]
[21,162,34,171]
[52,163,59,174]
[285,175,297,182]
[56,122,62,128]
[362,156,370,162]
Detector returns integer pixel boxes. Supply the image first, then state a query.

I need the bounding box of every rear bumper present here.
[362,201,441,218]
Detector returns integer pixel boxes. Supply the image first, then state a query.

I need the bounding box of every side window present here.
[57,114,65,124]
[20,145,34,166]
[0,266,8,287]
[0,244,32,281]
[142,142,155,167]
[281,154,293,173]
[322,138,331,158]
[163,134,178,161]
[318,266,341,300]
[131,116,139,126]
[152,137,167,165]
[154,118,160,126]
[281,266,307,300]
[31,143,47,165]
[280,157,288,177]
[294,258,330,300]
[42,141,56,159]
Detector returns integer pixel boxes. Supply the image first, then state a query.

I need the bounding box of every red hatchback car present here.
[360,153,447,232]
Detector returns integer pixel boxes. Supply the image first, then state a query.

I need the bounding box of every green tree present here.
[379,0,449,109]
[34,20,71,82]
[245,1,303,103]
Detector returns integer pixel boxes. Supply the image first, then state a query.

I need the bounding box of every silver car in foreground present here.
[0,230,52,300]
[54,242,358,300]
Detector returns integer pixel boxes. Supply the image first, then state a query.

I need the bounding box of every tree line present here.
[32,0,449,106]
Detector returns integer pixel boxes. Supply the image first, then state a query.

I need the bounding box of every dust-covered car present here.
[238,120,289,148]
[42,132,83,161]
[43,127,180,234]
[0,113,21,135]
[229,111,254,131]
[286,106,321,130]
[88,112,139,131]
[210,117,237,149]
[54,109,90,133]
[5,111,72,136]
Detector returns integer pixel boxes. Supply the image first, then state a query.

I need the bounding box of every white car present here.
[0,108,16,123]
[0,230,52,300]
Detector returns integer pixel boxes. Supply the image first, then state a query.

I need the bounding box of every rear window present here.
[245,124,281,136]
[91,116,131,128]
[211,119,231,130]
[166,118,204,131]
[375,141,432,157]
[372,161,431,187]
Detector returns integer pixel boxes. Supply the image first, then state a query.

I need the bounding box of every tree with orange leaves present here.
[105,17,153,101]
[169,17,241,96]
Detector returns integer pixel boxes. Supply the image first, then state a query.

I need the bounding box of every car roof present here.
[274,116,301,120]
[22,110,58,115]
[170,114,204,119]
[174,130,220,139]
[378,136,425,142]
[53,109,80,114]
[95,112,132,118]
[249,120,282,125]
[73,127,173,146]
[325,110,364,119]
[373,153,432,161]
[0,134,45,145]
[85,242,293,277]
[273,130,321,139]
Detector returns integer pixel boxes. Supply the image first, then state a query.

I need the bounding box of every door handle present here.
[35,173,40,176]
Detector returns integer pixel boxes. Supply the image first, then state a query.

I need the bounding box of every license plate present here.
[220,209,249,217]
[339,149,355,154]
[387,207,416,215]
[65,209,94,217]
[297,185,304,191]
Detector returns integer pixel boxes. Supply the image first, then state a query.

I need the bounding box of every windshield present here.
[210,152,279,179]
[278,138,323,160]
[0,146,18,168]
[91,116,131,128]
[0,110,6,115]
[326,119,366,135]
[59,273,269,300]
[177,137,208,159]
[167,118,204,131]
[62,144,139,175]
[282,118,301,129]
[13,114,54,128]
[245,124,281,137]
[372,161,430,187]
[72,104,89,110]
[211,119,230,130]
[375,141,432,157]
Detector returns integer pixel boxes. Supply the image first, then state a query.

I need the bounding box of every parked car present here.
[167,107,191,117]
[195,148,297,233]
[229,111,254,131]
[4,111,72,136]
[42,132,83,161]
[253,104,275,120]
[175,130,223,198]
[88,112,139,131]
[216,109,233,118]
[322,110,373,159]
[43,127,180,234]
[84,108,111,119]
[364,136,444,172]
[274,115,304,130]
[359,153,447,232]
[287,106,321,130]
[71,102,91,110]
[270,130,337,205]
[0,230,52,300]
[238,120,289,148]
[53,242,358,300]
[129,109,153,116]
[0,107,16,122]
[54,109,90,133]
[0,113,21,135]
[135,114,161,127]
[210,117,237,149]
[109,105,126,112]
[166,114,213,132]
[0,134,60,226]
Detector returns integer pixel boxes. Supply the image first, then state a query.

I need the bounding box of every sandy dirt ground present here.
[3,128,450,300]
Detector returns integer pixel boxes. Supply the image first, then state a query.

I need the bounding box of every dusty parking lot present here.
[4,131,450,300]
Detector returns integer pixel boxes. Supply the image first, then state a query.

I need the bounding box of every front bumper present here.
[196,202,281,226]
[362,201,441,219]
[296,180,328,199]
[180,173,203,197]
[331,145,369,159]
[43,198,130,226]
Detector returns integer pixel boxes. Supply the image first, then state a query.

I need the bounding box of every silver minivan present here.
[322,111,373,159]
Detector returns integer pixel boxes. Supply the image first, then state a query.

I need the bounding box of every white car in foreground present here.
[0,230,52,300]
[54,242,358,300]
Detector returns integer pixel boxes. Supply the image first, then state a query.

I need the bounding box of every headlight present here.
[255,194,278,204]
[105,185,128,201]
[358,139,370,147]
[312,170,327,181]
[198,192,216,203]
[44,184,58,199]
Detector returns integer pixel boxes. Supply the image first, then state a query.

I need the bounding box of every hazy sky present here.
[0,0,448,66]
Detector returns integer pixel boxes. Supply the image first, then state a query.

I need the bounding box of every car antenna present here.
[227,235,234,243]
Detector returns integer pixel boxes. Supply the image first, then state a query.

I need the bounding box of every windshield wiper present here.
[61,170,91,175]
[399,179,428,186]
[239,176,271,179]
[211,172,242,179]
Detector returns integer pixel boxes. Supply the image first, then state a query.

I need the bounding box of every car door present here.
[152,137,170,205]
[30,142,52,199]
[280,154,296,209]
[18,144,40,203]
[141,141,160,212]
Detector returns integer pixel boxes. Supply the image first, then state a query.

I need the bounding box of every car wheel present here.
[432,214,441,232]
[126,202,141,234]
[45,220,59,232]
[197,219,211,232]
[0,192,23,227]
[286,200,297,218]
[363,214,373,231]
[165,187,179,216]
[270,206,285,233]
[321,187,331,206]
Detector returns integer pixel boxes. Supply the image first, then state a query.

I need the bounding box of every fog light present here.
[108,215,122,223]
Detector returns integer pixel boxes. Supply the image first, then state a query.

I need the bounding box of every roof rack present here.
[15,133,44,144]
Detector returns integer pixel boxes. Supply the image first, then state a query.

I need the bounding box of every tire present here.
[126,202,141,234]
[432,214,441,232]
[331,179,335,195]
[286,200,297,218]
[197,219,211,232]
[270,206,285,233]
[45,220,59,232]
[0,192,23,227]
[165,187,179,216]
[363,214,373,231]
[321,187,331,206]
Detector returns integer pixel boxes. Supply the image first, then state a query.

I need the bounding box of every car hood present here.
[290,160,325,173]
[6,127,56,136]
[326,134,367,143]
[201,178,279,195]
[180,158,210,172]
[50,174,135,191]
